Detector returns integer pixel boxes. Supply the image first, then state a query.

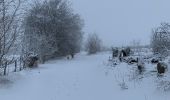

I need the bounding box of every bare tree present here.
[85,33,102,54]
[0,0,21,67]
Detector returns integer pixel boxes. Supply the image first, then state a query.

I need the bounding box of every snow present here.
[0,52,170,100]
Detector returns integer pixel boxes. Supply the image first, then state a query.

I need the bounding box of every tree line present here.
[0,0,105,67]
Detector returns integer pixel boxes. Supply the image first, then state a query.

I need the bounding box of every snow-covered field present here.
[0,52,170,100]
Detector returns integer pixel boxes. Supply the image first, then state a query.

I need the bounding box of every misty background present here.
[71,0,170,46]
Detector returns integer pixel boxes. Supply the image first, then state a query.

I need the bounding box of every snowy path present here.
[0,52,169,100]
[0,52,116,100]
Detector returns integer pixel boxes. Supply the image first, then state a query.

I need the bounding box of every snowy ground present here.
[0,52,170,100]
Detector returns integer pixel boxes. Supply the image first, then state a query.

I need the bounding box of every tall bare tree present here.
[0,0,21,66]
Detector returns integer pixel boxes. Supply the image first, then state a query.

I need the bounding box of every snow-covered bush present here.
[112,47,119,58]
[25,53,39,68]
[157,62,168,74]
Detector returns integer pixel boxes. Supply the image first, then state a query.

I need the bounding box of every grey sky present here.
[71,0,170,47]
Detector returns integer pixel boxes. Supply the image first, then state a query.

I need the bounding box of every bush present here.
[157,62,168,74]
[112,47,119,58]
[25,53,39,68]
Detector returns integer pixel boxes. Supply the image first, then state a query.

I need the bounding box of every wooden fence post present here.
[19,57,22,71]
[4,62,7,75]
[14,60,17,72]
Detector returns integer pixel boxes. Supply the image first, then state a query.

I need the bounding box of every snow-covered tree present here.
[151,22,170,56]
[85,33,102,54]
[23,0,84,63]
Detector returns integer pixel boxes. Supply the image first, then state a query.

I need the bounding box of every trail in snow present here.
[0,52,169,100]
[0,52,116,100]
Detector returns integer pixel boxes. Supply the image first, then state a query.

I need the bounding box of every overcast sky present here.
[70,0,170,47]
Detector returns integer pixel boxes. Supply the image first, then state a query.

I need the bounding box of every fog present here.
[71,0,170,47]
